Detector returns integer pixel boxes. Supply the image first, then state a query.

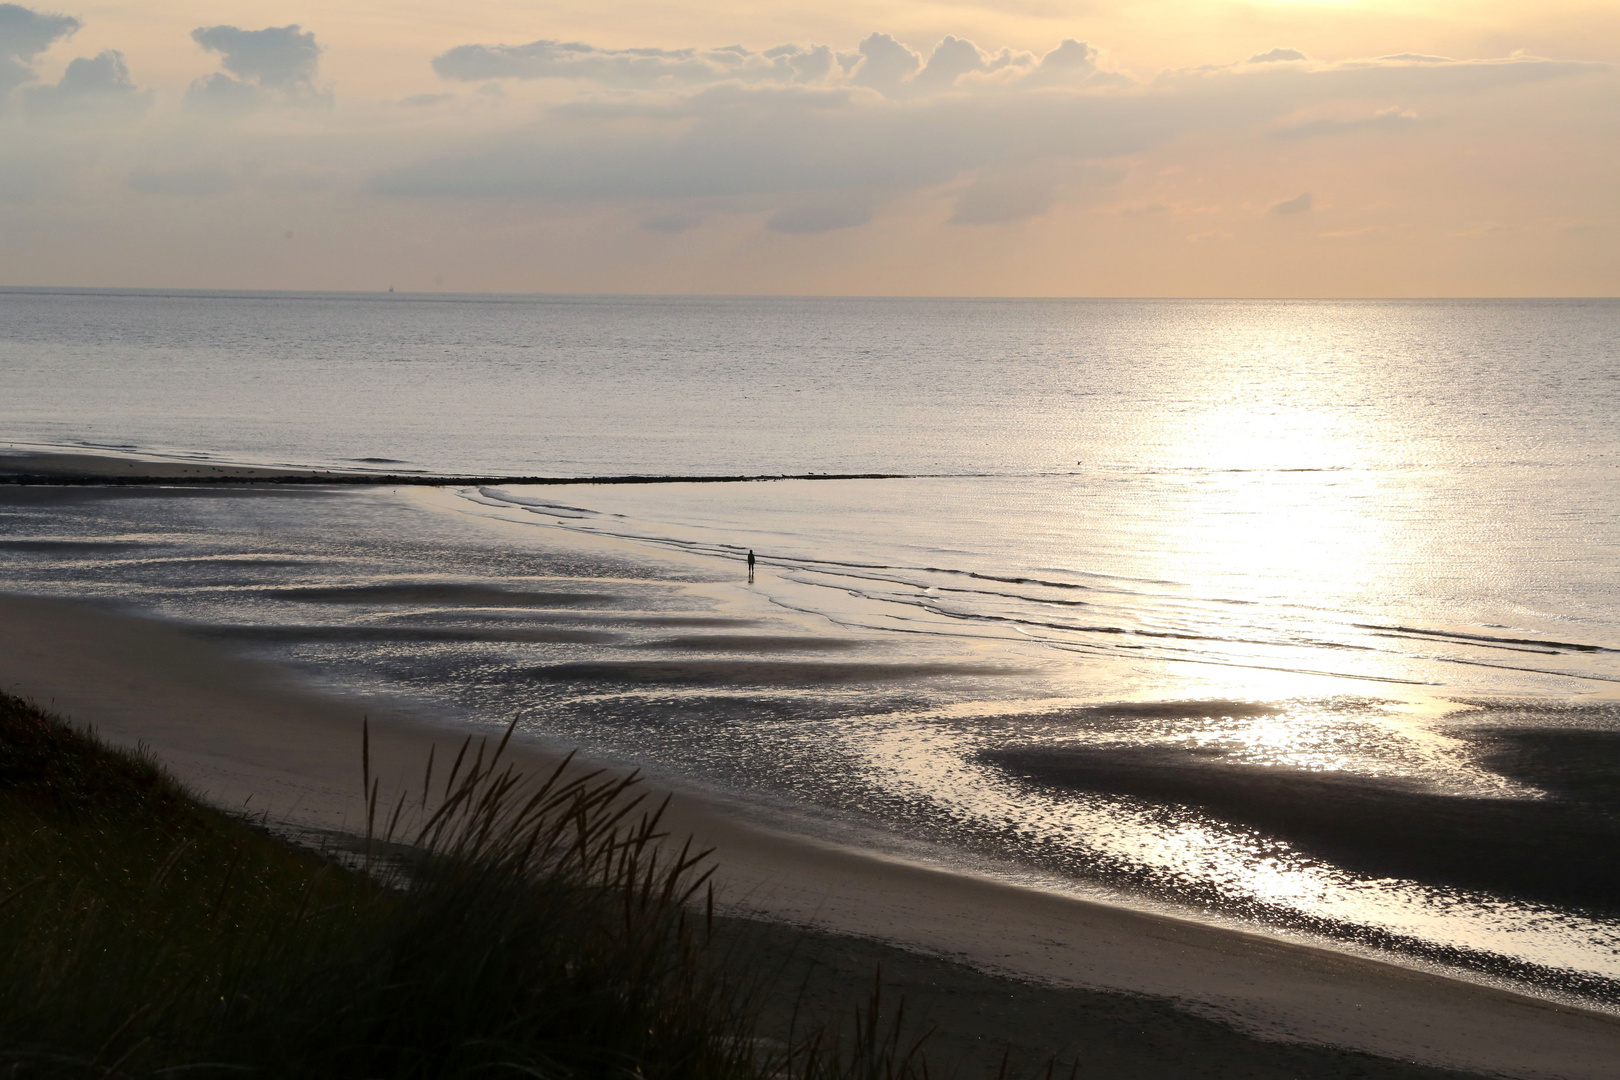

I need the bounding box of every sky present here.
[0,1,1615,295]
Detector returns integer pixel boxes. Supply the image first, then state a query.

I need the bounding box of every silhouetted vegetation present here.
[0,691,926,1079]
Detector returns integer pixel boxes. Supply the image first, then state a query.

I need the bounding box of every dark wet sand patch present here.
[1482,728,1620,814]
[983,744,1620,914]
[271,583,619,607]
[204,625,621,646]
[0,485,323,504]
[378,611,756,630]
[0,538,161,553]
[614,616,762,629]
[0,450,319,481]
[527,660,1017,687]
[635,634,861,653]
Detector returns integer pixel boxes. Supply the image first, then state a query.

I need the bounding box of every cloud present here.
[1249,48,1307,64]
[949,171,1055,224]
[1269,191,1313,214]
[377,45,1595,223]
[914,36,985,90]
[192,24,319,89]
[0,2,79,96]
[640,211,706,232]
[1158,51,1600,99]
[1272,106,1416,140]
[766,191,879,233]
[185,71,266,113]
[1019,39,1098,86]
[0,14,1610,298]
[186,24,328,110]
[128,164,234,195]
[430,31,1077,97]
[432,38,836,87]
[851,33,921,93]
[911,36,1100,92]
[25,49,151,119]
[375,92,950,201]
[771,44,834,83]
[0,158,42,200]
[210,32,1597,248]
[430,32,1132,101]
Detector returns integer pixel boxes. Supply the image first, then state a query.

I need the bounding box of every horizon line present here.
[2,286,1617,303]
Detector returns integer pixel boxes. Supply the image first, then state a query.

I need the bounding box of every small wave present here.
[1356,623,1613,654]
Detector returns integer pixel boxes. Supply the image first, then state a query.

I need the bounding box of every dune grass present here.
[0,691,930,1079]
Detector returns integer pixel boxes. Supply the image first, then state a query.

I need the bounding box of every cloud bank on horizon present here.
[378,33,1593,234]
[0,0,1614,295]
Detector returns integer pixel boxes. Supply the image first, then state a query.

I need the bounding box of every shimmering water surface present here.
[4,290,1619,1006]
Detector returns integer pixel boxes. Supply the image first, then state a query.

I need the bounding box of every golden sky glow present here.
[1,1,1615,294]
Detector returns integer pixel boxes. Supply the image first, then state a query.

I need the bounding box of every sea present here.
[4,289,1619,1007]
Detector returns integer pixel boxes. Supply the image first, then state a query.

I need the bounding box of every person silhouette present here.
[746,549,755,583]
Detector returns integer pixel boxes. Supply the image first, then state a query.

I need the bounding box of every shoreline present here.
[0,447,926,487]
[3,590,1620,1078]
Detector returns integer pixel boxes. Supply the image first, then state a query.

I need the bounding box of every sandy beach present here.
[3,581,1618,1079]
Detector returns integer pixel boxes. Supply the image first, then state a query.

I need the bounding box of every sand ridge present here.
[0,448,918,487]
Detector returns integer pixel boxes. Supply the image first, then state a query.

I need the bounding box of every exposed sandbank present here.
[0,448,339,482]
[0,447,915,486]
[3,590,1620,1078]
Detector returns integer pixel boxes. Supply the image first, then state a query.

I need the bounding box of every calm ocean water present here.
[4,289,1620,1005]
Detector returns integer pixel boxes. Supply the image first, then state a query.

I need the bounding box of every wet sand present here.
[528,659,1019,686]
[984,744,1620,914]
[4,587,1620,1078]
